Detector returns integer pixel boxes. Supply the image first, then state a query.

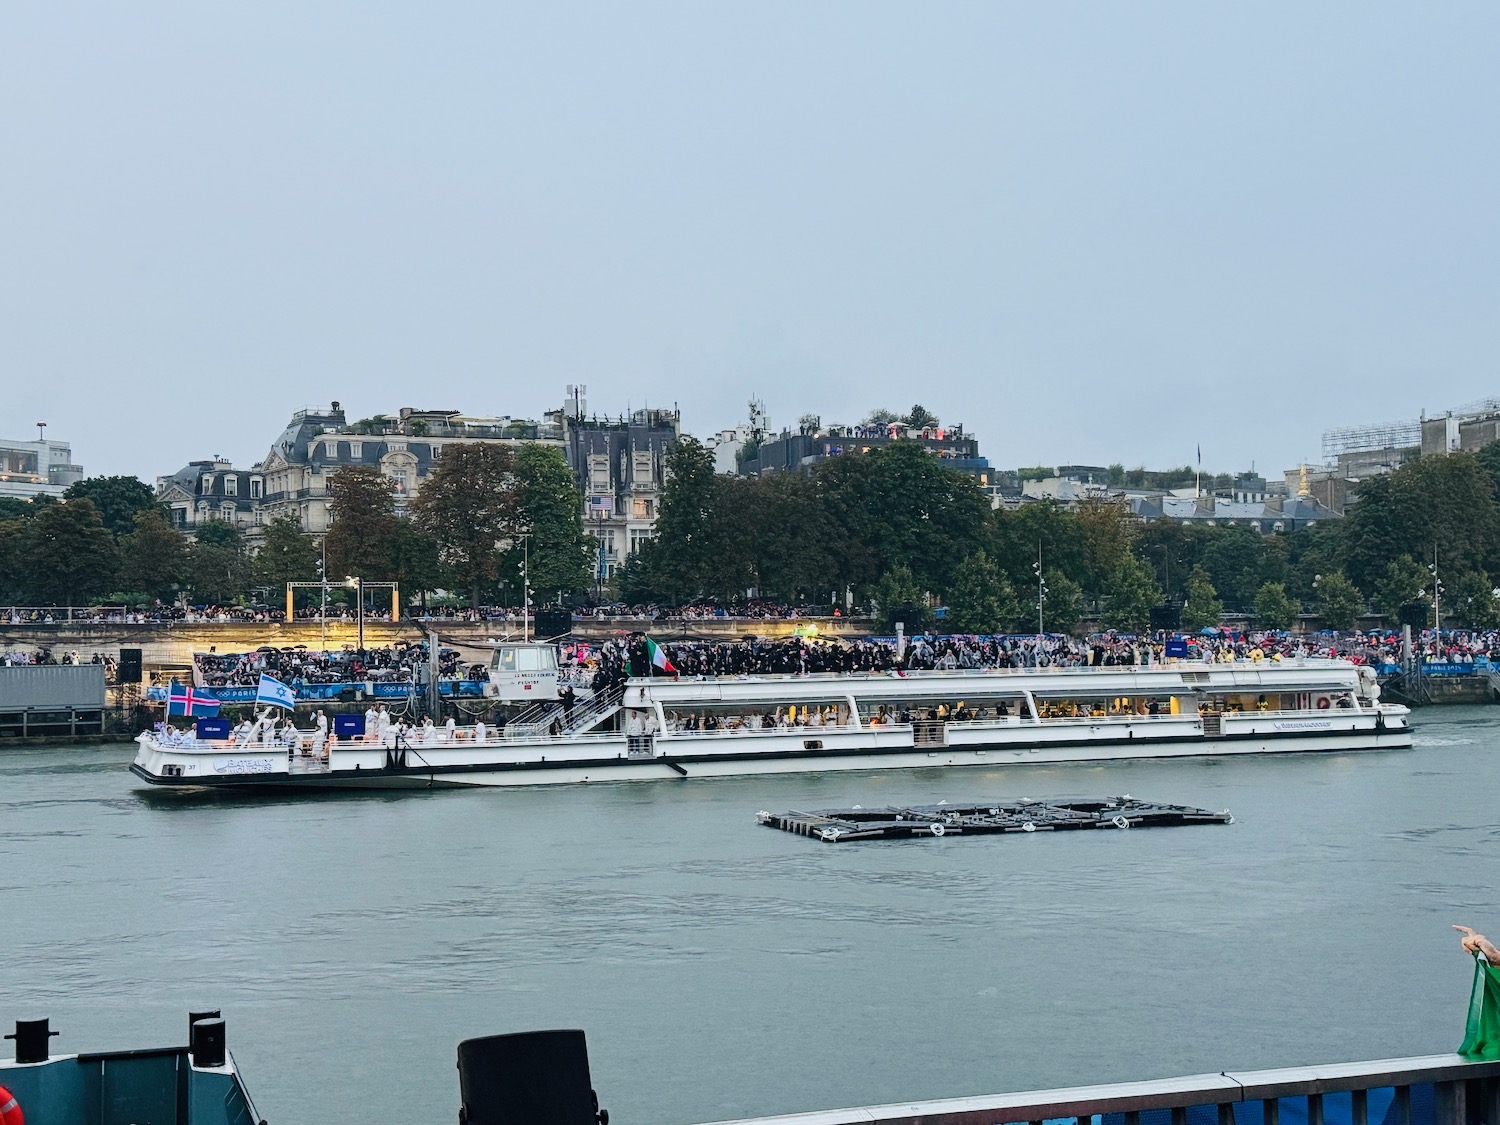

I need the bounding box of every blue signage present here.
[1165,639,1190,658]
[195,717,232,740]
[333,714,366,738]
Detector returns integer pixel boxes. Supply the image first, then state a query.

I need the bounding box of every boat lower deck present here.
[130,713,1412,790]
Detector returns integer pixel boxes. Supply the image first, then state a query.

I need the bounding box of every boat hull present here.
[130,720,1413,791]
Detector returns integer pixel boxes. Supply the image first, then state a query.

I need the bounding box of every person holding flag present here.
[1455,925,1500,1059]
[631,635,678,679]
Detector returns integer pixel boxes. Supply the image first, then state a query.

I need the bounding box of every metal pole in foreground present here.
[357,577,364,653]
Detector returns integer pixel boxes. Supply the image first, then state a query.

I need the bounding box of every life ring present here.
[1315,696,1332,710]
[1112,815,1131,829]
[1022,822,1036,833]
[930,823,945,837]
[0,1084,23,1125]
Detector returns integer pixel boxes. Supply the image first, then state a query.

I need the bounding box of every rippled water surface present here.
[4,709,1498,1124]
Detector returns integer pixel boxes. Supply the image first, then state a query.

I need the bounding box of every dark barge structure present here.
[758,796,1233,841]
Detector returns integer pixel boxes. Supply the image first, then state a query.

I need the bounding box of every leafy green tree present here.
[0,497,31,522]
[1133,522,1215,603]
[943,551,1019,634]
[739,473,838,603]
[252,513,320,594]
[324,467,403,581]
[872,564,928,633]
[1077,498,1136,605]
[1340,455,1500,590]
[1181,566,1224,630]
[862,408,901,427]
[194,521,241,549]
[1201,527,1287,612]
[1253,582,1299,630]
[991,499,1085,594]
[1447,571,1500,630]
[119,510,191,603]
[905,404,939,429]
[635,437,720,603]
[514,444,593,599]
[0,521,28,601]
[64,475,159,537]
[26,499,119,606]
[410,444,519,606]
[1037,569,1084,635]
[1314,571,1364,631]
[1286,521,1345,605]
[189,538,250,605]
[387,521,444,602]
[861,441,989,594]
[1102,556,1160,633]
[1375,555,1427,623]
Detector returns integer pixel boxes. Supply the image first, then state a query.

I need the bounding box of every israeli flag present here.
[256,674,297,712]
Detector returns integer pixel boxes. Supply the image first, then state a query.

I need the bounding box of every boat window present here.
[494,649,517,672]
[516,648,541,671]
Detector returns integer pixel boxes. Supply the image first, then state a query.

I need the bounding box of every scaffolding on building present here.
[1321,418,1421,461]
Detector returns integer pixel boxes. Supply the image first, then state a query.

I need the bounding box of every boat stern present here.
[132,733,288,787]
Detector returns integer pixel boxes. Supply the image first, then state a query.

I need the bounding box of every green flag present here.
[1459,954,1500,1059]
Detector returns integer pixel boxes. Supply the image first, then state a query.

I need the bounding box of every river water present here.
[3,708,1496,1125]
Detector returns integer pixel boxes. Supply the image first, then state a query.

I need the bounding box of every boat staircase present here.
[560,685,624,736]
[504,701,565,738]
[502,686,625,738]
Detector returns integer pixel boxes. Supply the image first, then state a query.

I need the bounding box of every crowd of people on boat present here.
[576,631,1326,691]
[192,643,487,688]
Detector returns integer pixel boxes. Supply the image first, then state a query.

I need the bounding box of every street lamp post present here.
[519,534,532,644]
[1033,541,1046,636]
[1430,547,1443,651]
[347,576,364,653]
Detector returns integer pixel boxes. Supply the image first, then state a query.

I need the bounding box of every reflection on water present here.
[2,707,1496,1125]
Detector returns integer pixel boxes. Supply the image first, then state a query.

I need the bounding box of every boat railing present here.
[689,1053,1500,1125]
[635,660,1355,687]
[664,721,867,738]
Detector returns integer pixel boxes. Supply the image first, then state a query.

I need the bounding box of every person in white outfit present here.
[473,719,487,744]
[445,715,457,742]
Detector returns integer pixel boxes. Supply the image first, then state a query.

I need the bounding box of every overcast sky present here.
[4,3,1497,482]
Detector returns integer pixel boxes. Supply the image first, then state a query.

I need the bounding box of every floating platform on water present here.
[757,797,1233,842]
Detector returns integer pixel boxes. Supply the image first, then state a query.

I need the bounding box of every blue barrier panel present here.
[334,713,365,738]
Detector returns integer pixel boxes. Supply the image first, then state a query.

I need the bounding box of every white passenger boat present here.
[130,659,1411,790]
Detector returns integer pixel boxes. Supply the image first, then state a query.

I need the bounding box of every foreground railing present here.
[693,1054,1500,1125]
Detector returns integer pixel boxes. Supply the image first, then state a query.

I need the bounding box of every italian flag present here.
[1461,954,1500,1059]
[645,637,677,675]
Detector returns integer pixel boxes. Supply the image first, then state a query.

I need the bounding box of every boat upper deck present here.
[623,659,1370,708]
